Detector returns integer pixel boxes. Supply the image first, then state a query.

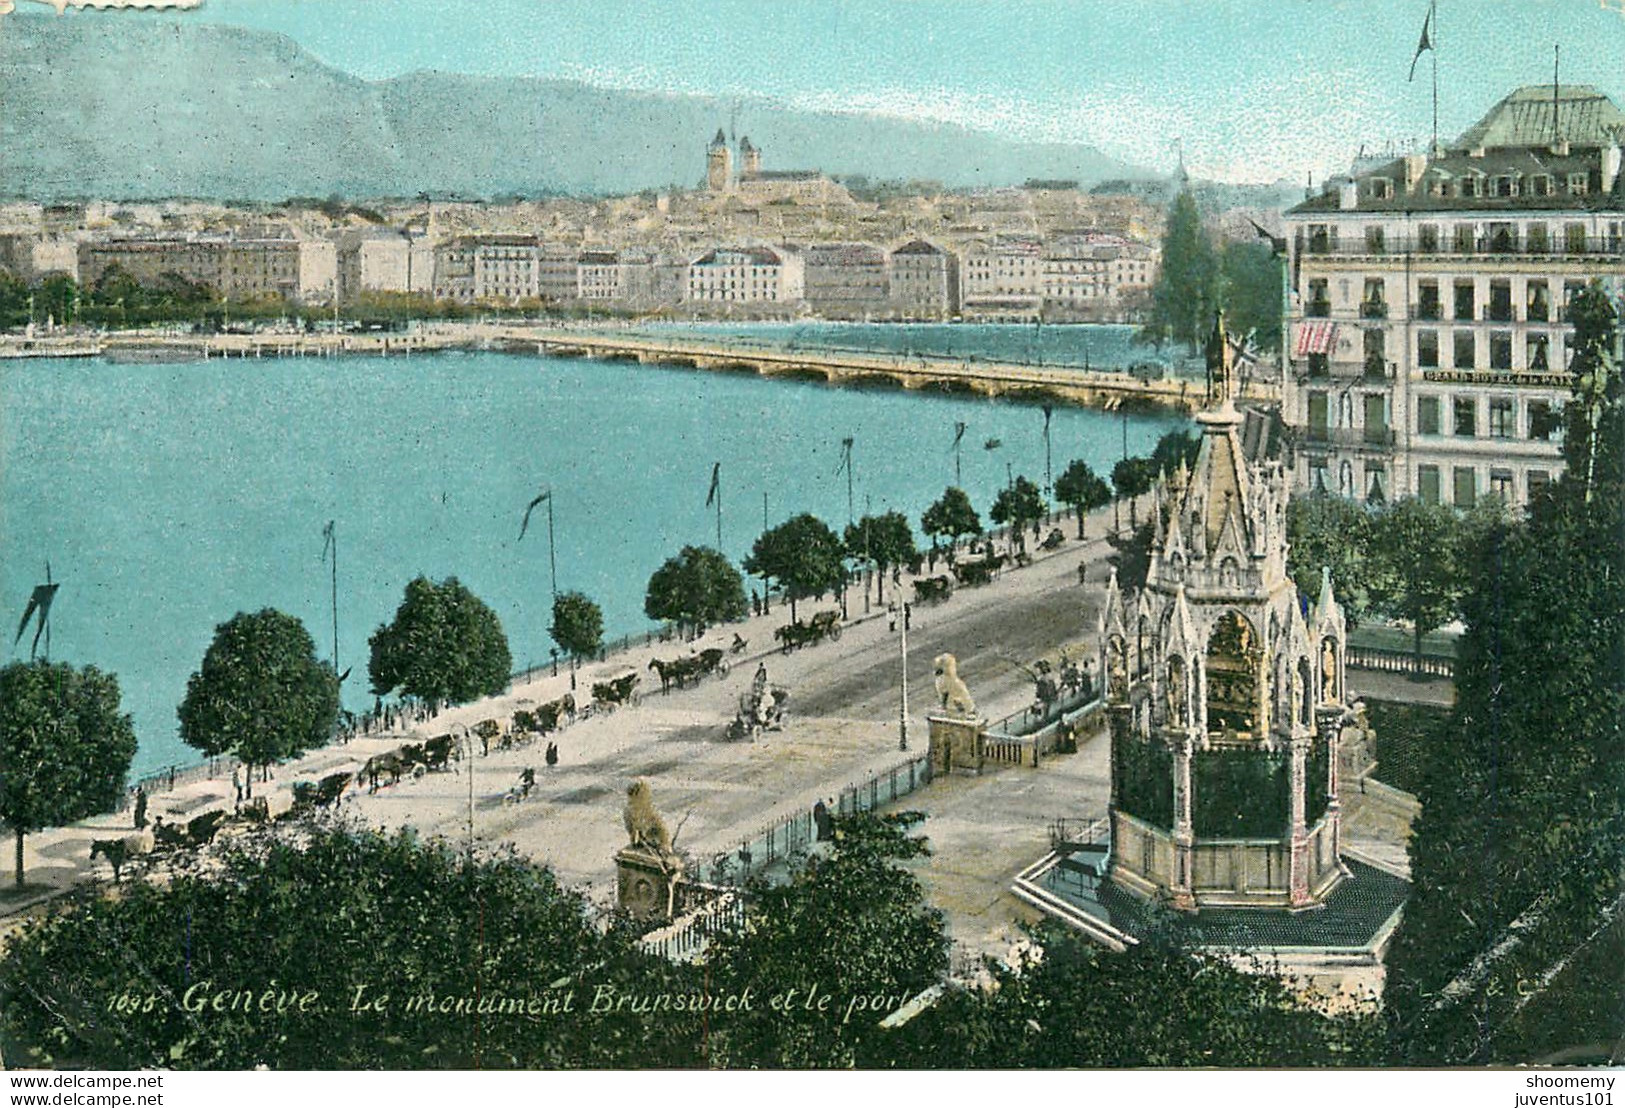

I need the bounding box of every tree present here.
[1368,498,1462,673]
[704,812,948,1068]
[0,826,705,1068]
[177,610,339,787]
[368,577,512,707]
[0,661,137,888]
[1561,281,1621,504]
[920,486,981,559]
[1053,459,1112,538]
[643,545,747,638]
[844,511,919,605]
[550,591,604,687]
[989,475,1046,555]
[743,514,845,622]
[1141,189,1219,351]
[1219,239,1284,353]
[35,273,78,327]
[1286,494,1382,627]
[1149,428,1202,477]
[1111,456,1158,527]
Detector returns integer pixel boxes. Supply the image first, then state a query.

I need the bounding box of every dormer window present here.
[1369,177,1394,200]
[1425,175,1450,198]
[1568,172,1590,196]
[1529,175,1554,197]
[1493,175,1518,198]
[1460,175,1482,198]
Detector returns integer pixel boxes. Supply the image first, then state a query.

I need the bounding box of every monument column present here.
[1287,733,1311,908]
[1317,704,1346,875]
[1170,730,1195,911]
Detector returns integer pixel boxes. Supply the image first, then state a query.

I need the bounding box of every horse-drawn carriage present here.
[914,575,954,605]
[591,669,641,712]
[725,678,789,741]
[648,647,731,693]
[1040,528,1066,551]
[953,554,1006,587]
[775,609,842,652]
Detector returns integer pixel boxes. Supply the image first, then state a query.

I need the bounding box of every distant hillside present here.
[0,15,1152,201]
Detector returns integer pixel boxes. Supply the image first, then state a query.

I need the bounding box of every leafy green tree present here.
[844,511,919,604]
[178,610,340,788]
[35,273,78,328]
[920,486,981,559]
[0,269,30,328]
[1561,281,1621,503]
[1053,459,1112,538]
[891,925,1378,1067]
[0,826,705,1068]
[1107,520,1155,592]
[1219,239,1284,353]
[705,812,948,1068]
[1149,428,1202,477]
[368,577,512,707]
[1141,189,1219,351]
[550,591,604,686]
[743,513,846,622]
[989,475,1046,555]
[1368,498,1462,673]
[1286,494,1382,627]
[0,661,137,888]
[643,545,747,638]
[1111,456,1158,526]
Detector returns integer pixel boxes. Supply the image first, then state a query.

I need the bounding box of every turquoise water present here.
[2,346,1184,777]
[632,321,1187,373]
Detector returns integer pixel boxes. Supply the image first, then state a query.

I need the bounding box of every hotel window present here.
[1454,397,1477,437]
[1418,330,1440,369]
[1529,175,1553,197]
[1454,467,1477,509]
[1370,178,1394,200]
[1568,172,1589,196]
[1454,281,1475,321]
[1565,223,1588,253]
[1488,222,1517,252]
[1417,279,1441,319]
[1527,280,1550,322]
[1307,391,1329,439]
[1489,469,1515,502]
[1418,224,1440,253]
[1489,280,1513,321]
[1453,223,1476,252]
[1307,352,1329,377]
[1454,331,1476,370]
[1417,395,1442,435]
[1528,400,1558,440]
[1310,460,1330,494]
[1493,176,1517,199]
[1363,328,1387,376]
[1418,466,1441,504]
[1362,278,1387,318]
[1365,225,1387,254]
[1564,280,1586,322]
[1489,398,1514,438]
[1366,463,1387,504]
[1526,334,1551,373]
[1460,176,1481,198]
[1307,278,1330,316]
[1490,332,1513,371]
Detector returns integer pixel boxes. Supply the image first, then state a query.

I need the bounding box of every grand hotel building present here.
[1281,85,1624,509]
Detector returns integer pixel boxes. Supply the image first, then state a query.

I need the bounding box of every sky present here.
[31,0,1625,183]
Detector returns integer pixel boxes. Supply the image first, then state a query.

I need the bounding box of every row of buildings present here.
[44,227,1156,322]
[1280,84,1625,513]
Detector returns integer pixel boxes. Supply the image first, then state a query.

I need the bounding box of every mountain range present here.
[0,14,1153,201]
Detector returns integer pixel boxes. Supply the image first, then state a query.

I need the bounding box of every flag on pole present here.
[1408,6,1433,82]
[705,462,721,508]
[519,489,551,541]
[320,519,335,562]
[13,566,58,659]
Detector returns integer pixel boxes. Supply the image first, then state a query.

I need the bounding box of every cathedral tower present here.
[706,129,733,192]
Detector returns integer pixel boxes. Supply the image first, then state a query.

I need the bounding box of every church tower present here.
[706,129,734,192]
[738,136,761,180]
[1100,313,1349,911]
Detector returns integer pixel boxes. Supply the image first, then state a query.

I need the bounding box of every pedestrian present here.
[545,741,559,767]
[481,731,490,758]
[231,764,243,806]
[904,602,912,631]
[133,787,148,831]
[167,767,176,791]
[888,602,897,633]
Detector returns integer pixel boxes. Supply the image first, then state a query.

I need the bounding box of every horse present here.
[423,734,457,772]
[90,830,153,883]
[359,752,406,792]
[649,656,695,693]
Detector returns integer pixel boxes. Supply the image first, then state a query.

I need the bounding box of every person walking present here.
[133,787,148,831]
[231,764,243,807]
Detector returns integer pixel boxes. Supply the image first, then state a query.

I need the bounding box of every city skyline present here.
[30,0,1625,185]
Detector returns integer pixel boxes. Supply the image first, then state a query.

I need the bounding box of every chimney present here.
[1403,154,1427,193]
[1338,178,1359,210]
[1603,140,1622,194]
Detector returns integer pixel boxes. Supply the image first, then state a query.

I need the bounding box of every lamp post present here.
[899,602,910,752]
[459,724,476,862]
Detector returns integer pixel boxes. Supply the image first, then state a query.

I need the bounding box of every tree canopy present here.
[178,609,340,775]
[1053,459,1112,538]
[1286,494,1383,627]
[643,546,747,637]
[0,661,137,887]
[368,577,512,706]
[1218,239,1284,354]
[844,511,919,604]
[988,476,1047,553]
[920,486,981,554]
[550,590,605,665]
[1141,189,1219,351]
[743,513,846,622]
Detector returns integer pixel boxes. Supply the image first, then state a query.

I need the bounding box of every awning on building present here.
[1293,320,1338,357]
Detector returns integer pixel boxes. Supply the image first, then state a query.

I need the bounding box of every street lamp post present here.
[899,604,909,751]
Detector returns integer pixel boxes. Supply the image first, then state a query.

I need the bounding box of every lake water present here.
[2,337,1185,777]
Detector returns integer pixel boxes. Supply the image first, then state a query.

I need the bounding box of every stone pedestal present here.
[928,713,984,775]
[616,845,683,923]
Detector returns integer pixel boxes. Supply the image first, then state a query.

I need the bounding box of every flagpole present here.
[716,466,723,551]
[1431,0,1439,155]
[547,494,558,604]
[331,524,339,673]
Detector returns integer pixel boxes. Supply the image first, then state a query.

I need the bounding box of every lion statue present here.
[933,653,975,717]
[623,779,673,856]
